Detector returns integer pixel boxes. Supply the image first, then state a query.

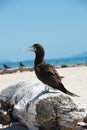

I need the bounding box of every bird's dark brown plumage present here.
[30,43,79,97]
[19,62,25,67]
[3,64,10,69]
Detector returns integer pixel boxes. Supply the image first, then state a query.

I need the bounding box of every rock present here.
[61,64,68,68]
[83,114,87,123]
[0,80,86,130]
[0,111,12,126]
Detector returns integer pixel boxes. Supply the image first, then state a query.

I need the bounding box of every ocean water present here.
[0,56,87,69]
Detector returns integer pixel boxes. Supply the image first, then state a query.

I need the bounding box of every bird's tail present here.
[59,83,79,97]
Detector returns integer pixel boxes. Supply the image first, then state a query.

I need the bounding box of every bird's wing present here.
[35,63,63,88]
[52,66,63,80]
[36,64,61,82]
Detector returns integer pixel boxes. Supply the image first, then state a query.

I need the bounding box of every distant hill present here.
[72,51,87,58]
[79,51,87,57]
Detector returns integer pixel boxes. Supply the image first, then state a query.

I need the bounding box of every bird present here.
[28,43,79,97]
[19,62,25,68]
[3,64,10,70]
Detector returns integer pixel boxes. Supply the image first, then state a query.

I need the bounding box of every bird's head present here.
[27,43,45,57]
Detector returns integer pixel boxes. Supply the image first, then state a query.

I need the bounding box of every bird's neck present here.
[34,55,44,67]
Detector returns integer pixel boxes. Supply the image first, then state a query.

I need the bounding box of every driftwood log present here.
[0,80,86,130]
[0,67,34,75]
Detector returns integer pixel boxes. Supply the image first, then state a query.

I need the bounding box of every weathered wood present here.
[0,67,34,75]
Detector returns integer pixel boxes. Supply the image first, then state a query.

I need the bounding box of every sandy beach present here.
[0,65,87,111]
[0,65,87,129]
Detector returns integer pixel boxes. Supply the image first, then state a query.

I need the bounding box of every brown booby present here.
[19,62,25,68]
[3,64,10,70]
[28,43,79,97]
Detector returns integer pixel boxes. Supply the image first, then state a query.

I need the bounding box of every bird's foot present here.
[45,86,49,93]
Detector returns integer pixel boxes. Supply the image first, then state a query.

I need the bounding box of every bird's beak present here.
[25,45,36,52]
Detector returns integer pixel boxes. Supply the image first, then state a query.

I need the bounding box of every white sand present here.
[58,65,87,113]
[0,65,87,113]
[0,65,87,130]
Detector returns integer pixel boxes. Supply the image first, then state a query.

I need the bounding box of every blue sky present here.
[0,0,87,61]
